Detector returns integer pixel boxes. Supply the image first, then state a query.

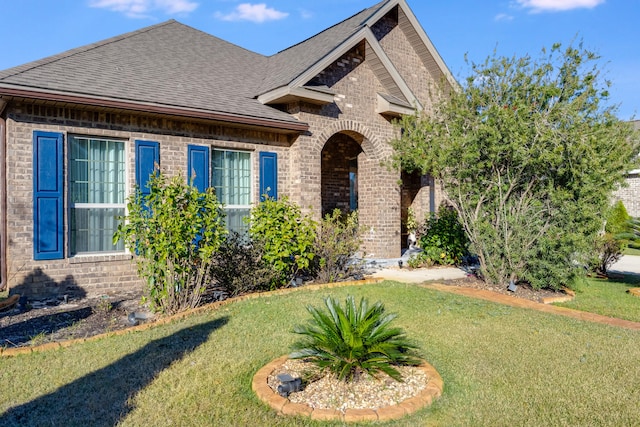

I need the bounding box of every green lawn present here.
[554,276,640,322]
[623,247,640,256]
[2,281,639,426]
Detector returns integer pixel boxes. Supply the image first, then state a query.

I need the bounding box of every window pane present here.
[212,149,252,233]
[226,208,250,236]
[70,208,124,255]
[70,138,124,204]
[70,136,126,255]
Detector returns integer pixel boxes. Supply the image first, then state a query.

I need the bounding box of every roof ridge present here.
[0,20,178,81]
[269,0,389,58]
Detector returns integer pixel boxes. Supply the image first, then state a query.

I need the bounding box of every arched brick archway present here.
[313,120,391,162]
[313,120,401,258]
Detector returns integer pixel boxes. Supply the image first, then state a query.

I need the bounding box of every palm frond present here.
[290,295,422,382]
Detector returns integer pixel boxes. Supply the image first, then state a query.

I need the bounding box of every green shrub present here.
[418,204,469,265]
[314,209,363,283]
[114,172,226,314]
[589,233,624,276]
[290,296,422,382]
[606,201,631,236]
[208,232,279,299]
[247,197,317,288]
[407,247,439,268]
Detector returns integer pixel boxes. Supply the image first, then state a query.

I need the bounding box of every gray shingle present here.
[0,1,392,125]
[0,20,297,124]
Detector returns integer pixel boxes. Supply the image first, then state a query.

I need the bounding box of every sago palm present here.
[290,295,422,382]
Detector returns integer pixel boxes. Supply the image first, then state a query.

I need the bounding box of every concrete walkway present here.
[609,255,640,276]
[370,255,640,331]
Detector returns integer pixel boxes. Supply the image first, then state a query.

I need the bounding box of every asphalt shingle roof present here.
[0,0,394,126]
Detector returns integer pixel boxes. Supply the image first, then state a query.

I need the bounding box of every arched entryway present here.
[321,132,363,217]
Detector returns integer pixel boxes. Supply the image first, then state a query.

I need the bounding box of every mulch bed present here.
[0,291,146,348]
[440,274,565,302]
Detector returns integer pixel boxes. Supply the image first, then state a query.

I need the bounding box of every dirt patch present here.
[0,291,146,348]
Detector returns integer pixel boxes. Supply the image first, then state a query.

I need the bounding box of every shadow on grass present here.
[1,316,228,426]
[605,271,640,285]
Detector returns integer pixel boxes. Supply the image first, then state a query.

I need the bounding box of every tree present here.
[114,171,227,314]
[391,43,640,290]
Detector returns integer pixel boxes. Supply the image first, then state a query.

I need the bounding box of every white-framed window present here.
[212,148,252,234]
[69,136,126,255]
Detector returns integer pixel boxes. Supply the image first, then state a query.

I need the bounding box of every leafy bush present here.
[407,247,440,268]
[418,204,469,265]
[114,172,226,314]
[208,232,279,299]
[390,43,640,290]
[247,197,317,288]
[606,201,631,236]
[314,209,363,283]
[589,233,624,275]
[290,296,422,382]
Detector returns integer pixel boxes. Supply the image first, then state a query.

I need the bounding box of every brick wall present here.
[613,174,640,217]
[5,102,291,297]
[286,17,443,258]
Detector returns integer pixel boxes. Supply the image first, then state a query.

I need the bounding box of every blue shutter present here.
[33,131,64,260]
[135,140,159,196]
[187,145,210,192]
[259,152,278,201]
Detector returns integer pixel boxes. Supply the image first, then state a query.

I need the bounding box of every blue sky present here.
[1,0,637,120]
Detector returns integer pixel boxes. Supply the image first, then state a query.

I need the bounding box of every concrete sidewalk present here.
[370,266,468,283]
[609,255,640,276]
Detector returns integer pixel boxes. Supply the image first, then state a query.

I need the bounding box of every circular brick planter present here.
[252,355,443,422]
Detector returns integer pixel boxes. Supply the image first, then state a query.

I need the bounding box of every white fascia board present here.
[362,30,422,111]
[376,93,415,116]
[257,86,335,105]
[288,27,371,89]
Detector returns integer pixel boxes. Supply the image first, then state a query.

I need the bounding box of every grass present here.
[623,247,640,256]
[1,281,639,426]
[554,276,640,322]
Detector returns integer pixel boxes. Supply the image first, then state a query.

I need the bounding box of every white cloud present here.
[155,0,198,14]
[215,3,289,23]
[89,0,198,18]
[299,8,313,19]
[494,13,514,21]
[516,0,605,12]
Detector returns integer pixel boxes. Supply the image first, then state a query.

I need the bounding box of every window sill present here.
[68,253,132,264]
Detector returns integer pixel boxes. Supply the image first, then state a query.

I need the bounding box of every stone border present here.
[541,287,576,304]
[252,355,443,423]
[628,288,640,297]
[0,278,384,357]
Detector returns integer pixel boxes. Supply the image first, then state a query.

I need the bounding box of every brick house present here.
[0,0,455,297]
[613,120,640,217]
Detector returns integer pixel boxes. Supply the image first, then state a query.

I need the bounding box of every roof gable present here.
[257,0,455,111]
